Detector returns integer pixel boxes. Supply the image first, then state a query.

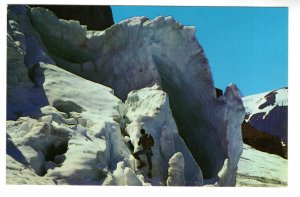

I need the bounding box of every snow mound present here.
[167,152,185,186]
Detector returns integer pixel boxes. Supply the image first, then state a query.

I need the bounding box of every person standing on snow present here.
[133,128,154,178]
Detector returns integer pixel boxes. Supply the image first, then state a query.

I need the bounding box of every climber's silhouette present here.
[133,128,154,178]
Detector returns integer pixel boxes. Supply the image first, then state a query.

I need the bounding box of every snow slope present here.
[237,144,287,187]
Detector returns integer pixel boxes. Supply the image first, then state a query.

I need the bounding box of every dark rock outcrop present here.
[258,90,277,109]
[248,105,288,143]
[243,87,288,147]
[28,5,114,30]
[242,121,286,158]
[215,88,223,98]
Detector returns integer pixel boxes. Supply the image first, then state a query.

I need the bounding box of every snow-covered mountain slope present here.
[242,87,288,143]
[237,144,287,187]
[7,5,245,186]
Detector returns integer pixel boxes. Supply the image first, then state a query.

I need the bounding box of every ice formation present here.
[167,152,186,186]
[6,5,246,186]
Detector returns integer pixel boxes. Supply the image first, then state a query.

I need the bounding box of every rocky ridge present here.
[243,87,288,143]
[242,87,288,158]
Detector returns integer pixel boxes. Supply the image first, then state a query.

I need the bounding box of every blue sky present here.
[111,6,288,96]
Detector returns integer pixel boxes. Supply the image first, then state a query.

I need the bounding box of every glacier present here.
[6,5,246,186]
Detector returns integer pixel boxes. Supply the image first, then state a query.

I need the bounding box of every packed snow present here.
[237,144,287,187]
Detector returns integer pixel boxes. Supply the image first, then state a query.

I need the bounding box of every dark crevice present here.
[39,134,70,176]
[53,100,85,117]
[215,88,223,98]
[27,63,47,88]
[28,63,40,87]
[45,142,68,162]
[152,55,225,179]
